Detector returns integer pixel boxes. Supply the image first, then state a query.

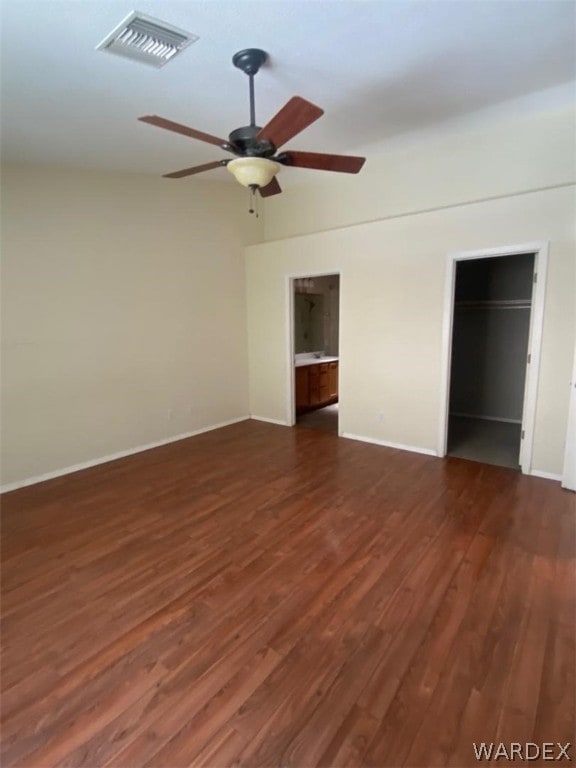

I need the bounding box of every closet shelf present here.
[455,299,532,310]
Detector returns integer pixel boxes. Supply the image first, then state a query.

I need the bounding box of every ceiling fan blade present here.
[258,176,282,197]
[163,160,228,179]
[257,97,324,149]
[277,151,365,174]
[139,115,228,149]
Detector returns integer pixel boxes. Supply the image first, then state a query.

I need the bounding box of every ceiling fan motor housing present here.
[228,125,275,157]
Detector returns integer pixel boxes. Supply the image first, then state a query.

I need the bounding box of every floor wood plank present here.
[1,420,574,767]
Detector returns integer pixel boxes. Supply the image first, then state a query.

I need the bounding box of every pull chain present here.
[248,185,259,218]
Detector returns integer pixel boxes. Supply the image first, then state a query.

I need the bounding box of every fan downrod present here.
[232,49,268,76]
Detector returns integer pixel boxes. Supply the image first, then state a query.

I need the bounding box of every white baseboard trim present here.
[530,469,562,482]
[450,412,522,425]
[250,415,290,427]
[342,432,437,457]
[0,416,250,494]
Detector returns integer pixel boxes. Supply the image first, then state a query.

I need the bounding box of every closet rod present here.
[455,299,531,310]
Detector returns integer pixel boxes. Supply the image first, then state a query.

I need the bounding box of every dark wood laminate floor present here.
[1,419,574,767]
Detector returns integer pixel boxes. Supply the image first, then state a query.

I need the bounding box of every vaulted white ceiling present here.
[1,0,575,186]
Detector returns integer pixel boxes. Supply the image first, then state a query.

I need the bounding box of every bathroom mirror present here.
[294,293,324,353]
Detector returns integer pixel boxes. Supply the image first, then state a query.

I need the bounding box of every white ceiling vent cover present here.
[96,11,198,68]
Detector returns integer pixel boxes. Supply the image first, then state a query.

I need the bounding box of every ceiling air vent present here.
[96,11,198,68]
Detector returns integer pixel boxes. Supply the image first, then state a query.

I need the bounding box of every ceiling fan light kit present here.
[227,157,280,189]
[138,47,366,208]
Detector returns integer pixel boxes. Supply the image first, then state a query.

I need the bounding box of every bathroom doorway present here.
[290,274,340,434]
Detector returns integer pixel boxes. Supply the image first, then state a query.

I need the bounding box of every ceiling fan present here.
[138,48,366,199]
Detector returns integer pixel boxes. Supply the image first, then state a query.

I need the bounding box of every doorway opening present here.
[444,251,539,470]
[291,274,340,434]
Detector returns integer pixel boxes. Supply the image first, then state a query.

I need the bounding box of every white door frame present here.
[285,271,341,428]
[562,341,576,491]
[437,242,549,474]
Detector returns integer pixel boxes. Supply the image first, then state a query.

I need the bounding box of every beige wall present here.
[246,103,576,476]
[264,103,575,241]
[1,165,262,487]
[2,98,575,488]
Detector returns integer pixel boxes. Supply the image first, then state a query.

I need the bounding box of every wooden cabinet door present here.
[296,362,338,412]
[318,363,330,403]
[295,367,309,408]
[308,365,322,405]
[328,362,338,399]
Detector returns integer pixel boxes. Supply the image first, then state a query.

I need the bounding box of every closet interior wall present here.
[448,253,535,467]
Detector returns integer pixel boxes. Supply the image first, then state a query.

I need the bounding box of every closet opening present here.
[446,252,536,469]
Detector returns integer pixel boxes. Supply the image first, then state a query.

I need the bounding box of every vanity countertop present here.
[295,356,339,368]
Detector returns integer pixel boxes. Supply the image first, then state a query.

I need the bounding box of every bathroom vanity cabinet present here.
[295,360,338,413]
